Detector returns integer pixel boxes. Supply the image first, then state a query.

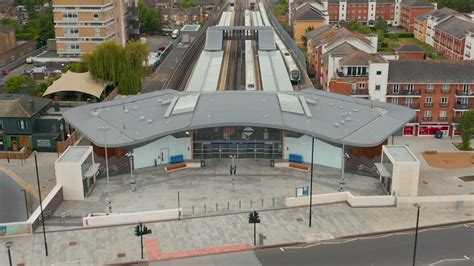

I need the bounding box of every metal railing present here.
[387,89,421,96]
[456,90,473,96]
[454,103,474,109]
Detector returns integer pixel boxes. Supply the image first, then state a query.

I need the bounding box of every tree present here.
[431,0,473,13]
[138,1,162,35]
[302,25,315,47]
[64,63,89,73]
[375,16,387,33]
[179,0,196,9]
[347,21,372,34]
[85,41,149,95]
[5,75,36,95]
[458,109,474,150]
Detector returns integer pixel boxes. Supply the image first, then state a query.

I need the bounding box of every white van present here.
[171,29,180,39]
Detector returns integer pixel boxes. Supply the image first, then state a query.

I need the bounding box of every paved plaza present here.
[51,159,383,224]
[1,203,472,265]
[393,136,474,196]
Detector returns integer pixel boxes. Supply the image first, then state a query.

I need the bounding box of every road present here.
[155,224,474,266]
[0,170,28,223]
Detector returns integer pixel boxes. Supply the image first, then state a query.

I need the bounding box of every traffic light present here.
[134,225,141,236]
[142,226,152,235]
[248,211,260,224]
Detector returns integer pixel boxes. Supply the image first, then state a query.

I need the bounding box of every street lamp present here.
[412,204,421,266]
[125,152,136,192]
[309,136,314,227]
[338,112,351,192]
[5,241,13,266]
[98,126,112,213]
[34,151,48,256]
[20,189,29,219]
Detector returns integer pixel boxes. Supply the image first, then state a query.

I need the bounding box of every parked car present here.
[171,29,180,39]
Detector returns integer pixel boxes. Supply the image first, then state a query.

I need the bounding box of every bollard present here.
[204,204,206,212]
[192,205,195,214]
[227,202,230,210]
[239,201,241,209]
[7,155,10,163]
[272,197,275,207]
[216,203,218,211]
[261,199,263,207]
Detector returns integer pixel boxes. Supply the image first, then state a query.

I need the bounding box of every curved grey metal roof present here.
[62,89,415,148]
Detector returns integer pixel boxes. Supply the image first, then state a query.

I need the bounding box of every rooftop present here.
[62,89,414,148]
[340,50,387,66]
[435,15,474,39]
[397,44,424,53]
[388,60,474,84]
[307,26,371,47]
[385,146,418,162]
[401,0,434,7]
[294,2,326,21]
[0,94,51,118]
[57,146,91,163]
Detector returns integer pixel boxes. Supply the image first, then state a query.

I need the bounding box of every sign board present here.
[296,186,309,197]
[0,226,6,236]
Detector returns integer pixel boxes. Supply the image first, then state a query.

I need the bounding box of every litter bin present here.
[200,159,205,167]
[435,131,443,139]
[270,159,275,167]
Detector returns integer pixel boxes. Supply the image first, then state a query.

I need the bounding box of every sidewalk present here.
[1,203,472,265]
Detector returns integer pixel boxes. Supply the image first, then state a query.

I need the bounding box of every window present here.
[375,85,381,91]
[442,84,450,93]
[358,83,366,88]
[425,97,432,105]
[424,110,432,118]
[70,43,80,50]
[406,97,413,106]
[463,84,470,93]
[93,12,99,20]
[393,84,400,94]
[439,110,447,119]
[441,97,448,107]
[391,97,398,104]
[407,84,414,93]
[426,84,434,92]
[17,120,27,130]
[376,71,382,75]
[37,139,51,147]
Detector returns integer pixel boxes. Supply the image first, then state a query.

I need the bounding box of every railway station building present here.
[63,89,414,170]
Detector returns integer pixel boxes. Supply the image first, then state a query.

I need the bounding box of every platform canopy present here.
[43,71,106,98]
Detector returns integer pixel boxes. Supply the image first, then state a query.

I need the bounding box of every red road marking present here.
[153,243,252,261]
[144,238,161,260]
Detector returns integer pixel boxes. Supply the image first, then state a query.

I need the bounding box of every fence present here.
[56,130,82,155]
[263,2,306,70]
[182,195,288,218]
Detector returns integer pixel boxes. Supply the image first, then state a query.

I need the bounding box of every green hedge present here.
[385,32,414,38]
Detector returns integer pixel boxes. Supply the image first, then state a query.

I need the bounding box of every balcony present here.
[351,88,369,96]
[441,88,451,94]
[425,88,434,93]
[454,103,474,110]
[438,116,448,121]
[423,116,433,121]
[455,90,474,97]
[452,117,461,123]
[439,102,449,108]
[387,89,421,96]
[424,102,433,107]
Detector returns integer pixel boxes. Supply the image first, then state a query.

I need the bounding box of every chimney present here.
[28,99,35,114]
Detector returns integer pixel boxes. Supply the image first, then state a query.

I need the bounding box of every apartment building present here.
[433,14,474,60]
[399,0,435,32]
[413,7,457,45]
[291,2,328,47]
[306,25,378,88]
[52,0,140,56]
[387,60,474,136]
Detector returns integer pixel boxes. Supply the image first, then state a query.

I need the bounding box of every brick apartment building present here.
[399,0,435,32]
[432,14,474,60]
[291,2,328,47]
[413,7,457,46]
[52,0,140,57]
[307,26,474,137]
[387,60,474,136]
[0,24,36,67]
[290,0,435,32]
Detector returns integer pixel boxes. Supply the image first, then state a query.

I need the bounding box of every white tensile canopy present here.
[43,71,105,98]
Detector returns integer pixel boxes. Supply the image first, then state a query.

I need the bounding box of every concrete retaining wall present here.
[286,192,474,209]
[286,192,396,208]
[83,208,183,228]
[396,195,474,208]
[0,185,63,238]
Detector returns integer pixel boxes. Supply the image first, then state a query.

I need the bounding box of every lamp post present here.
[20,189,29,219]
[34,151,48,256]
[309,136,314,227]
[125,152,136,192]
[412,204,421,266]
[338,112,351,192]
[5,241,13,266]
[98,126,112,213]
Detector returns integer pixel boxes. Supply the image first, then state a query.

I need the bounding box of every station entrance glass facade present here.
[193,127,283,159]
